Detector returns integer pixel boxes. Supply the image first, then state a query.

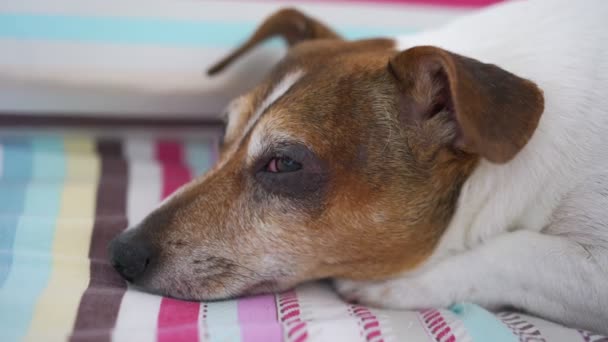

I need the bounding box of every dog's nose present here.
[108,233,152,282]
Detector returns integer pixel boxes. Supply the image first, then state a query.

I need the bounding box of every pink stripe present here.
[436,326,451,340]
[288,322,306,338]
[281,303,301,313]
[278,291,308,342]
[157,140,184,163]
[280,298,299,306]
[423,309,439,318]
[157,298,200,342]
[353,307,370,314]
[366,330,382,340]
[420,308,433,316]
[155,140,200,342]
[294,332,308,342]
[237,294,282,342]
[282,309,300,321]
[364,321,380,330]
[431,321,447,334]
[425,311,441,323]
[350,305,385,342]
[429,316,443,329]
[265,0,503,7]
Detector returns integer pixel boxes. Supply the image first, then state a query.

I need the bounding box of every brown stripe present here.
[70,140,129,342]
[0,112,223,128]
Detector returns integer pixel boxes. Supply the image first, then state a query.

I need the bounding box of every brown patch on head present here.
[390,46,544,163]
[109,9,544,300]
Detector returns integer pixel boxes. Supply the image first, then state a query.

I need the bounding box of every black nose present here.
[108,233,152,282]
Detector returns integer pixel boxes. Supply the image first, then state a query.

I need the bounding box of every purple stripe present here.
[237,294,282,342]
[70,140,129,342]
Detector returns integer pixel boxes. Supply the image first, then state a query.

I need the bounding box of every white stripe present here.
[0,42,279,116]
[124,138,162,225]
[202,300,241,342]
[124,137,154,161]
[0,39,281,93]
[112,141,163,342]
[125,160,161,226]
[112,288,163,342]
[197,303,206,342]
[0,1,469,30]
[294,283,363,342]
[0,76,232,117]
[0,40,230,71]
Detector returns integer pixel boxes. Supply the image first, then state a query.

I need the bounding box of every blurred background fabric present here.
[0,0,502,120]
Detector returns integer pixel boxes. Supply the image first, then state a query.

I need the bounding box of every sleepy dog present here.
[109,0,608,334]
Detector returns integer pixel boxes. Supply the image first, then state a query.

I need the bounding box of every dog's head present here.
[109,8,544,300]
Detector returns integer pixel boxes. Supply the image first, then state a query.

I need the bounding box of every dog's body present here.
[337,0,608,330]
[110,0,608,334]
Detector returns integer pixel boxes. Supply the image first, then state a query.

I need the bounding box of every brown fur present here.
[112,8,544,301]
[390,46,544,163]
[207,8,341,76]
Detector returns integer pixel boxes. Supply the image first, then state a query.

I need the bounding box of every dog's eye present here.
[266,157,302,173]
[254,143,327,199]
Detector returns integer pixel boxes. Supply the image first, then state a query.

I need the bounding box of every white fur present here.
[248,125,302,163]
[247,123,271,163]
[336,0,608,334]
[245,70,304,136]
[223,95,250,141]
[214,69,304,172]
[239,70,304,162]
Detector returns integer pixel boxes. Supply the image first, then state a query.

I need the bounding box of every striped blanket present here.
[0,132,606,342]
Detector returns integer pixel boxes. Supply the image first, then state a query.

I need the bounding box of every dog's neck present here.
[400,0,608,267]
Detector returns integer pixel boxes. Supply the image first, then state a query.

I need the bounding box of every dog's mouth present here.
[128,268,284,302]
[240,280,280,296]
[108,233,290,300]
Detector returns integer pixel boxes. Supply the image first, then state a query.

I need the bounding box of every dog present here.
[109,0,608,334]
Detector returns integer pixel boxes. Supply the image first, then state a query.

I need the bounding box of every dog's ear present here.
[207,8,341,76]
[390,46,544,163]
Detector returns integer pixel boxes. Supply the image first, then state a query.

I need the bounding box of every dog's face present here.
[109,9,544,300]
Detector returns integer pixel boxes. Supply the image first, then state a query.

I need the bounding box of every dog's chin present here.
[239,280,282,296]
[131,278,287,302]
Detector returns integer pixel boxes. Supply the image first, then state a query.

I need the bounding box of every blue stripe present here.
[0,137,65,342]
[0,13,412,48]
[185,139,214,176]
[0,140,33,287]
[450,303,517,342]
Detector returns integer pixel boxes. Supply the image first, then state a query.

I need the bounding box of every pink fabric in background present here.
[269,0,503,8]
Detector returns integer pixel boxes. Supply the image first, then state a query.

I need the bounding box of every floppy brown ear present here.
[389,46,544,163]
[207,8,341,76]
